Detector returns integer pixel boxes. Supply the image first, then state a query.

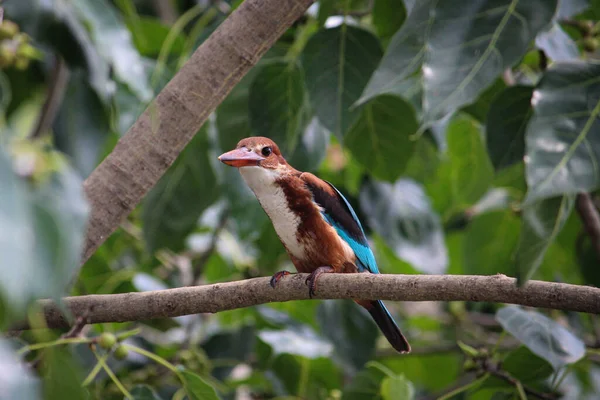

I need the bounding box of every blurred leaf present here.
[556,0,589,19]
[130,385,163,399]
[536,24,579,62]
[288,117,330,172]
[525,62,600,203]
[54,70,110,176]
[271,354,341,398]
[345,95,418,182]
[142,128,218,252]
[515,194,575,283]
[372,0,406,39]
[316,300,377,371]
[378,353,461,392]
[248,61,308,152]
[464,210,520,276]
[358,0,557,125]
[342,364,386,400]
[502,347,554,385]
[302,25,383,139]
[496,306,586,370]
[485,86,533,171]
[463,78,507,123]
[0,339,40,400]
[43,348,87,400]
[258,326,333,359]
[182,370,220,400]
[318,0,336,27]
[126,17,186,57]
[380,374,414,400]
[70,0,153,101]
[0,149,89,322]
[360,179,448,274]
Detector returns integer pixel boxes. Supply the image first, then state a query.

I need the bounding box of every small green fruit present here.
[114,345,128,360]
[0,21,19,40]
[98,333,117,349]
[14,56,30,70]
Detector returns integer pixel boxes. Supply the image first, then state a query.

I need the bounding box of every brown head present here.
[218,137,290,170]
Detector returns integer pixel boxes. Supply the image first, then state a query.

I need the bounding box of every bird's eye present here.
[261,146,272,157]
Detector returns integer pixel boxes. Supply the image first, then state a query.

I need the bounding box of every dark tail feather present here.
[367,300,411,353]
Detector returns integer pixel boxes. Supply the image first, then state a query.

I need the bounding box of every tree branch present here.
[33,274,600,330]
[80,0,313,265]
[576,193,600,260]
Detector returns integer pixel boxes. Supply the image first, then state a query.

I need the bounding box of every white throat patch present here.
[239,167,305,259]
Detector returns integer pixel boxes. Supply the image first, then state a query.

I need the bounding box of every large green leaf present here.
[248,61,308,152]
[358,0,557,125]
[360,179,448,274]
[515,194,575,283]
[536,24,579,62]
[126,16,186,58]
[342,364,386,400]
[345,95,418,182]
[0,149,89,322]
[525,62,600,203]
[182,370,220,400]
[0,339,40,400]
[69,0,153,102]
[502,347,554,385]
[316,300,378,372]
[271,354,341,398]
[43,348,88,400]
[380,374,415,400]
[53,70,111,176]
[464,210,520,276]
[302,25,383,139]
[485,86,533,171]
[288,117,330,172]
[142,128,218,252]
[496,306,586,371]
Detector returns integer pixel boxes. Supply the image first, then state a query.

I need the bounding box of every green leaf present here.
[142,128,218,252]
[182,370,220,400]
[342,364,386,400]
[126,17,186,57]
[485,86,534,171]
[358,0,557,125]
[515,194,575,283]
[360,179,448,274]
[380,374,415,400]
[302,25,383,139]
[43,348,88,400]
[272,354,342,398]
[525,62,600,203]
[345,95,418,181]
[130,385,163,400]
[0,339,40,400]
[502,347,554,385]
[54,70,111,176]
[248,61,308,152]
[372,0,406,39]
[464,210,520,276]
[70,0,153,102]
[258,326,333,359]
[0,149,89,322]
[316,300,378,372]
[288,117,330,172]
[496,305,586,370]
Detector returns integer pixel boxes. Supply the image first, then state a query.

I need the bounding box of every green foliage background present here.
[1,0,600,399]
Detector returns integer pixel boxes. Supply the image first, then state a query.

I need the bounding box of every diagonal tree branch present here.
[80,0,313,265]
[35,274,600,330]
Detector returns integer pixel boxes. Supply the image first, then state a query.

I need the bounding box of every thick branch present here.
[80,0,313,264]
[37,274,600,330]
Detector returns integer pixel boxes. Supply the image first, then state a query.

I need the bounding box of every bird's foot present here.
[270,270,292,288]
[305,266,335,298]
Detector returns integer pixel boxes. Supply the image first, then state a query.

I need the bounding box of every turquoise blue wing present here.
[301,174,380,274]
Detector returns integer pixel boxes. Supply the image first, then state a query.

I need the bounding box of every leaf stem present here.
[82,354,107,386]
[436,373,489,400]
[17,337,91,355]
[92,348,132,399]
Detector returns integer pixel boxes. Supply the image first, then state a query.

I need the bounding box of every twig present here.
[576,193,600,260]
[18,273,600,330]
[487,368,557,400]
[193,208,230,284]
[30,56,69,139]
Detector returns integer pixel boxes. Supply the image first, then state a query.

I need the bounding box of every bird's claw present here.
[270,270,292,288]
[305,266,334,299]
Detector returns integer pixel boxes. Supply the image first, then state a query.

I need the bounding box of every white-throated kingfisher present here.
[218,137,411,353]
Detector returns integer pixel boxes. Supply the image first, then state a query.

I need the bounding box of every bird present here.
[218,136,411,353]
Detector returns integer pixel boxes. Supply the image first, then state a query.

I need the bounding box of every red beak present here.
[218,148,265,168]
